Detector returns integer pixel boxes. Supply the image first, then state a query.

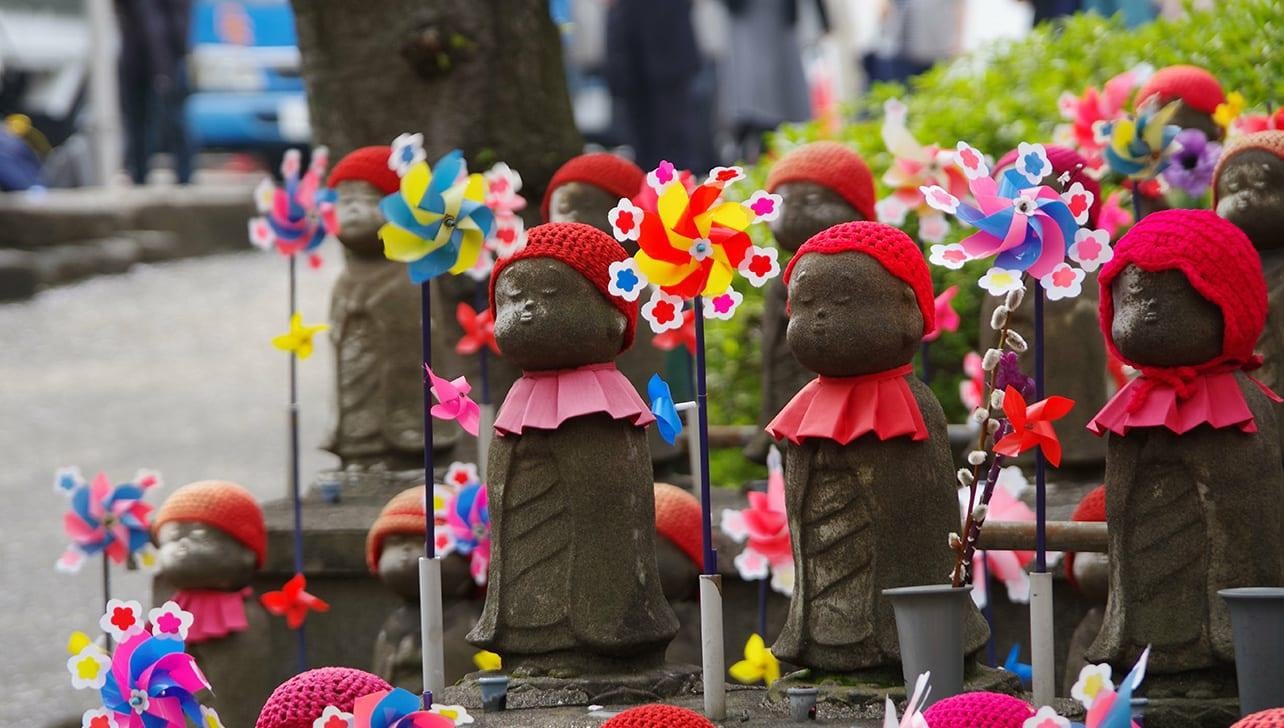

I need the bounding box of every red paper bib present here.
[766,363,928,445]
[494,362,655,436]
[1088,363,1282,436]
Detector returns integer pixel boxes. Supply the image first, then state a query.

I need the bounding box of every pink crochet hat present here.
[1098,209,1266,368]
[922,692,1035,728]
[256,667,392,728]
[1235,708,1284,727]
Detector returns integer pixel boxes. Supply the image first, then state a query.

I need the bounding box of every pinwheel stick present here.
[287,254,307,673]
[1030,285,1054,706]
[418,281,446,704]
[101,553,113,656]
[693,296,726,720]
[473,281,493,476]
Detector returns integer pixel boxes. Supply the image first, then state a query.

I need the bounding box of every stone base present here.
[441,664,703,709]
[767,661,1022,707]
[1137,697,1241,728]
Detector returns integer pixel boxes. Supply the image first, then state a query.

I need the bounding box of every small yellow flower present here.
[271,313,329,359]
[201,705,227,728]
[67,642,111,690]
[729,633,780,685]
[472,650,502,672]
[1214,92,1246,131]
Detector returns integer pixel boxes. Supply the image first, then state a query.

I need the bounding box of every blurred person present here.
[1081,0,1157,27]
[115,0,194,185]
[606,0,703,170]
[1025,0,1081,25]
[865,0,964,84]
[720,0,827,162]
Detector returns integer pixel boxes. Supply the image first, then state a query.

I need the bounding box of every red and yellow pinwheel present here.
[993,385,1075,467]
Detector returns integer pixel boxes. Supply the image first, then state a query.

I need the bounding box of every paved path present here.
[0,248,341,728]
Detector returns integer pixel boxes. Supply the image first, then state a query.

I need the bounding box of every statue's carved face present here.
[548,182,620,243]
[493,258,626,371]
[335,180,387,258]
[1110,266,1223,367]
[1216,150,1284,252]
[786,252,922,377]
[156,521,256,591]
[769,182,862,252]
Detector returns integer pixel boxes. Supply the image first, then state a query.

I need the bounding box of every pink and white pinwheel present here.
[425,365,480,437]
[446,482,490,586]
[876,99,970,244]
[923,285,960,342]
[721,446,794,594]
[1054,65,1152,167]
[56,468,159,573]
[87,621,211,728]
[959,466,1036,608]
[249,148,338,268]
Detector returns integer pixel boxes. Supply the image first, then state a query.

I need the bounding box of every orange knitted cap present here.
[366,485,426,573]
[1065,485,1107,590]
[327,146,401,196]
[1135,65,1226,114]
[489,222,639,351]
[602,704,715,728]
[541,153,646,222]
[653,483,703,567]
[1213,130,1284,207]
[153,481,266,568]
[765,141,877,221]
[1234,708,1284,727]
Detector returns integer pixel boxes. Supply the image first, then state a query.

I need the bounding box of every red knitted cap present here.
[765,141,877,221]
[153,481,266,568]
[1065,485,1107,589]
[1135,65,1226,114]
[995,145,1102,227]
[541,153,646,222]
[1213,130,1284,207]
[489,222,638,351]
[256,667,392,728]
[327,146,401,196]
[366,485,426,573]
[1234,708,1284,727]
[602,704,715,728]
[1098,209,1266,368]
[783,221,936,337]
[654,483,703,567]
[922,692,1035,728]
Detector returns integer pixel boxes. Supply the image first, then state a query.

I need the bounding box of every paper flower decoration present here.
[607,258,647,302]
[426,365,480,437]
[1099,100,1182,180]
[1023,706,1071,728]
[737,246,781,288]
[640,289,687,334]
[728,633,779,685]
[922,142,1088,297]
[82,708,122,728]
[57,469,158,571]
[428,705,474,726]
[721,446,794,594]
[444,462,480,489]
[1071,662,1114,708]
[612,161,773,310]
[883,671,930,728]
[92,630,211,728]
[704,289,743,321]
[472,650,502,672]
[447,483,490,586]
[354,688,455,728]
[148,601,195,642]
[200,706,227,728]
[923,285,960,343]
[100,599,146,643]
[249,147,338,266]
[993,386,1075,467]
[314,706,354,728]
[1054,66,1150,166]
[261,573,330,629]
[1068,229,1114,273]
[959,466,1035,608]
[876,98,970,243]
[272,313,329,360]
[455,303,498,356]
[1162,129,1222,197]
[651,308,696,355]
[648,374,684,445]
[482,163,527,261]
[1213,91,1246,133]
[68,637,113,690]
[379,147,496,284]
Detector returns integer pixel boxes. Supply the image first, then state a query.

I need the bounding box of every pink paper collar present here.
[494,362,655,436]
[171,588,253,644]
[1088,359,1282,436]
[766,363,928,445]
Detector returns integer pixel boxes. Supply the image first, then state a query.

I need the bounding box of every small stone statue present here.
[366,485,477,691]
[1087,210,1284,680]
[765,221,988,672]
[1062,486,1109,695]
[543,153,680,469]
[747,142,876,463]
[1134,65,1227,143]
[325,146,439,471]
[980,146,1107,467]
[468,222,679,675]
[153,480,271,728]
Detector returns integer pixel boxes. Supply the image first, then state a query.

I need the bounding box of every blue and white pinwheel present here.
[355,687,455,728]
[57,469,158,572]
[249,148,338,262]
[97,631,211,728]
[648,374,684,445]
[379,144,496,284]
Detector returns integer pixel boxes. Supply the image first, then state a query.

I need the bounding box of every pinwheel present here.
[1098,100,1182,181]
[57,469,158,572]
[95,631,211,728]
[272,313,329,360]
[647,374,683,445]
[883,671,930,728]
[728,634,780,686]
[426,365,480,437]
[261,573,330,629]
[922,142,1087,297]
[446,483,490,586]
[1055,66,1151,166]
[876,98,970,243]
[249,148,338,267]
[455,303,497,355]
[993,386,1075,468]
[353,688,456,728]
[380,147,496,284]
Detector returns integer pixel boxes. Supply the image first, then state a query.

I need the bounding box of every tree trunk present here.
[291,0,583,201]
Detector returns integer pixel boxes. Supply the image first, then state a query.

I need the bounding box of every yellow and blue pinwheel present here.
[379,149,495,284]
[1099,100,1181,180]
